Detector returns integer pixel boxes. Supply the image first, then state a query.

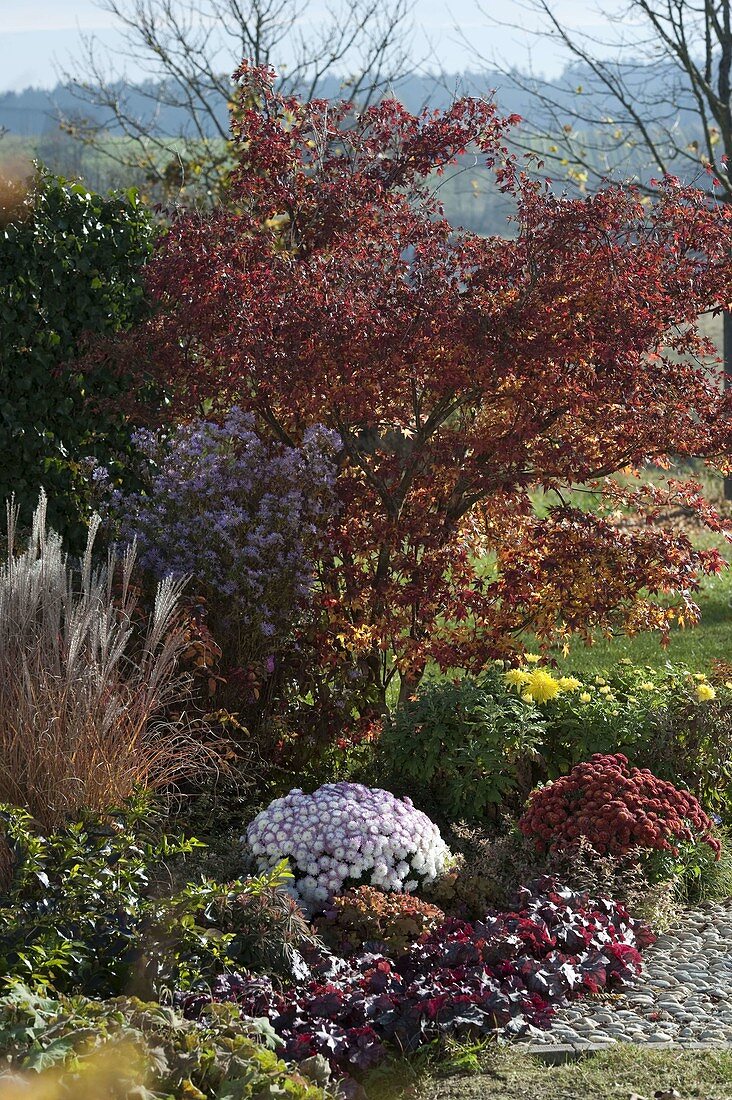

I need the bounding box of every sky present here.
[0,0,624,92]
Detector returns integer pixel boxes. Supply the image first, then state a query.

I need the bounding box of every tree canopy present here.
[105,65,732,709]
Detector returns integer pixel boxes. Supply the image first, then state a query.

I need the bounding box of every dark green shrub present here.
[0,801,305,997]
[0,173,155,546]
[0,985,329,1099]
[378,670,545,823]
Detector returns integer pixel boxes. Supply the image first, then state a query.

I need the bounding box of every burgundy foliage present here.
[98,63,732,709]
[175,880,652,1084]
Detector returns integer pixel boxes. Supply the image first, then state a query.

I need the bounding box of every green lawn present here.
[366,1044,732,1100]
[556,566,732,676]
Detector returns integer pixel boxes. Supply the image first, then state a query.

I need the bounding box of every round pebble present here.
[517,899,732,1049]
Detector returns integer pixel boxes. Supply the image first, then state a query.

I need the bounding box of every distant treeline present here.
[0,73,532,138]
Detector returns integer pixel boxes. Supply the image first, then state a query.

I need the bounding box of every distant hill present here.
[0,64,696,139]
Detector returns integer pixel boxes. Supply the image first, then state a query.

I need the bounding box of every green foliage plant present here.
[0,172,155,546]
[0,983,329,1099]
[428,823,676,928]
[673,825,732,905]
[503,659,732,796]
[0,800,300,999]
[378,669,544,823]
[208,882,322,979]
[424,823,544,918]
[537,662,663,775]
[633,695,732,818]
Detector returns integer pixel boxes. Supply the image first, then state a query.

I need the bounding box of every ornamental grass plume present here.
[0,492,218,827]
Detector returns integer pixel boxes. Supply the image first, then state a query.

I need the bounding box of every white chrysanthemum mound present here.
[246,782,452,908]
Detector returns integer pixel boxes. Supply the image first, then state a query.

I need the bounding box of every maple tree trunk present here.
[722,310,726,503]
[397,667,425,710]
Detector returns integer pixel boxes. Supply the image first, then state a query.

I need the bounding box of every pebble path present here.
[517,900,732,1049]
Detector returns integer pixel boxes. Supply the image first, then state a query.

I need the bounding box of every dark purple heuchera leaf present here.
[173,879,653,1089]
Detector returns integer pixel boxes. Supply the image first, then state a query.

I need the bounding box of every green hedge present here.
[0,173,155,547]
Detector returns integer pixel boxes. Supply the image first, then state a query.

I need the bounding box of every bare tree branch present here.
[460,0,732,201]
[57,0,416,205]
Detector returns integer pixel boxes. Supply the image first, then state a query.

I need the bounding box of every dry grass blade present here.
[0,491,220,827]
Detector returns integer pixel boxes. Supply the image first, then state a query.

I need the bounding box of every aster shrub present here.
[520,753,721,882]
[378,670,545,823]
[176,880,651,1084]
[315,886,445,957]
[246,783,452,907]
[96,407,338,670]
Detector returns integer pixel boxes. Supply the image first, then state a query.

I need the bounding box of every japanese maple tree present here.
[110,63,732,712]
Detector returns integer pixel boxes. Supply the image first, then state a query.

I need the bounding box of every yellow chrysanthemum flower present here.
[640,681,655,691]
[525,669,561,704]
[725,681,732,691]
[558,676,581,692]
[693,673,708,682]
[504,668,532,690]
[524,653,542,664]
[595,676,607,686]
[579,692,592,703]
[695,683,716,702]
[521,692,534,704]
[598,685,611,695]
